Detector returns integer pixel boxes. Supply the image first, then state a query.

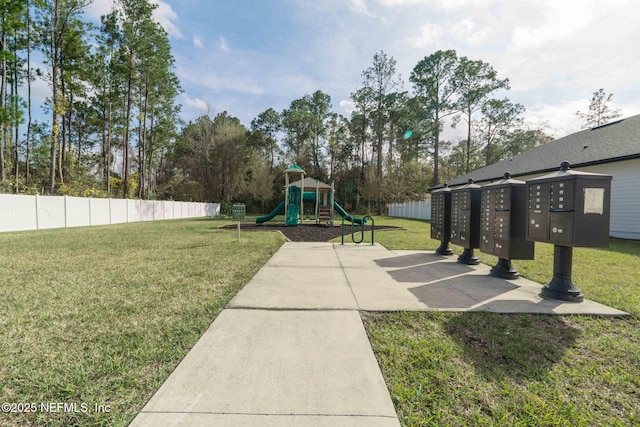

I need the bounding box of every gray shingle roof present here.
[289,177,333,189]
[443,114,640,187]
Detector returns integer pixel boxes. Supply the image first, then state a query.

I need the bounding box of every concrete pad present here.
[131,413,400,427]
[340,247,628,315]
[266,247,342,267]
[132,310,398,424]
[343,267,428,311]
[334,244,397,268]
[227,266,358,310]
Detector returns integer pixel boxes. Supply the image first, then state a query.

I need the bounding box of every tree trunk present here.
[26,0,32,186]
[433,110,440,186]
[123,54,133,199]
[1,28,6,182]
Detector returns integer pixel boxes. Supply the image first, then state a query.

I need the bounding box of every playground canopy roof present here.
[289,177,333,190]
[284,164,305,174]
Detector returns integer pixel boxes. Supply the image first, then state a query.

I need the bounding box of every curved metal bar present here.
[340,215,375,245]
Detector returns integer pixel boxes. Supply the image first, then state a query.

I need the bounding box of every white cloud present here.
[178,94,209,117]
[509,0,594,52]
[84,0,114,21]
[451,19,492,45]
[84,0,183,39]
[193,36,203,49]
[218,37,231,53]
[408,24,443,48]
[348,0,375,16]
[339,99,355,115]
[151,0,183,39]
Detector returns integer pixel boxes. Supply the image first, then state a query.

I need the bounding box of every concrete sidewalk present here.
[131,242,627,426]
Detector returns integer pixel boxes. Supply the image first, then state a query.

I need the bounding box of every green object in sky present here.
[403,130,413,140]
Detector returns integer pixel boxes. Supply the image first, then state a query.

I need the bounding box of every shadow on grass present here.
[444,313,580,382]
[597,238,640,257]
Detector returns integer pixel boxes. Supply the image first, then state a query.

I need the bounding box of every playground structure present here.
[256,164,363,226]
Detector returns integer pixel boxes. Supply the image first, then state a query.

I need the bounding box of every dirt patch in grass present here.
[221,222,403,242]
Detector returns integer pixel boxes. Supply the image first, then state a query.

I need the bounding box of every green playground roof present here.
[284,164,305,173]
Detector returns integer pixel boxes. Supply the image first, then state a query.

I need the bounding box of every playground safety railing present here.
[341,215,374,245]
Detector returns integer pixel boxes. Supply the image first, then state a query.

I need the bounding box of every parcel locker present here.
[480,172,535,278]
[450,179,481,264]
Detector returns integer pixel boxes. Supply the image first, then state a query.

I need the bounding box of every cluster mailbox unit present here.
[526,161,612,302]
[450,179,481,265]
[430,183,454,255]
[480,172,535,279]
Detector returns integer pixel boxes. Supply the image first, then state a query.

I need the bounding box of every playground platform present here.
[131,242,627,426]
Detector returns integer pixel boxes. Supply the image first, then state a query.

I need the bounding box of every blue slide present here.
[256,200,285,224]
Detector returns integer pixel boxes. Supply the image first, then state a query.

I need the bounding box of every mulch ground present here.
[220,222,403,242]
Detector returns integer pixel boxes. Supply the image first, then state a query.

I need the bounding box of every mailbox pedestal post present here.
[435,239,454,256]
[542,245,583,302]
[491,258,519,279]
[458,248,479,265]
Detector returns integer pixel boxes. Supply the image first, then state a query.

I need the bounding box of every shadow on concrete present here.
[410,277,519,309]
[375,253,450,268]
[444,313,580,381]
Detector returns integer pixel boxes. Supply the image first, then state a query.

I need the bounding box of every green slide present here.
[256,200,285,224]
[334,202,363,224]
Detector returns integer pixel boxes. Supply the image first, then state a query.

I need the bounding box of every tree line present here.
[3,1,618,215]
[171,49,553,214]
[1,0,180,198]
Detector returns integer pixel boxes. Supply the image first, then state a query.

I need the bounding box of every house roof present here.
[442,114,640,188]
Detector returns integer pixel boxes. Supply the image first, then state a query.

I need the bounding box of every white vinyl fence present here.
[388,200,432,221]
[0,194,220,233]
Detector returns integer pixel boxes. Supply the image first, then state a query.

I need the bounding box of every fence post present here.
[62,196,67,228]
[35,194,40,230]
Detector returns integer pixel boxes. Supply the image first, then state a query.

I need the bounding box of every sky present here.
[77,0,640,140]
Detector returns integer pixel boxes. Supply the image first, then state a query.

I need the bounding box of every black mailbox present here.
[430,183,454,255]
[481,172,535,278]
[526,162,612,247]
[526,161,612,301]
[451,179,481,264]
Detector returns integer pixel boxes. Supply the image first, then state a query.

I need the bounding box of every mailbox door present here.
[480,189,494,254]
[494,211,510,258]
[549,212,574,246]
[458,210,470,247]
[550,180,575,212]
[430,194,441,240]
[450,204,460,245]
[527,211,548,242]
[495,187,511,211]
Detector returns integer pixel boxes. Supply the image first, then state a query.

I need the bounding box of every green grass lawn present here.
[0,218,285,426]
[359,217,640,427]
[1,216,638,426]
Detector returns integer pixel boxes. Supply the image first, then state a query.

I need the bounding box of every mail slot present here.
[480,172,535,278]
[525,161,612,302]
[430,183,454,255]
[526,162,612,248]
[451,178,481,264]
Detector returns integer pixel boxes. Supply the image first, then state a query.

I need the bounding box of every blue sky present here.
[79,0,640,140]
